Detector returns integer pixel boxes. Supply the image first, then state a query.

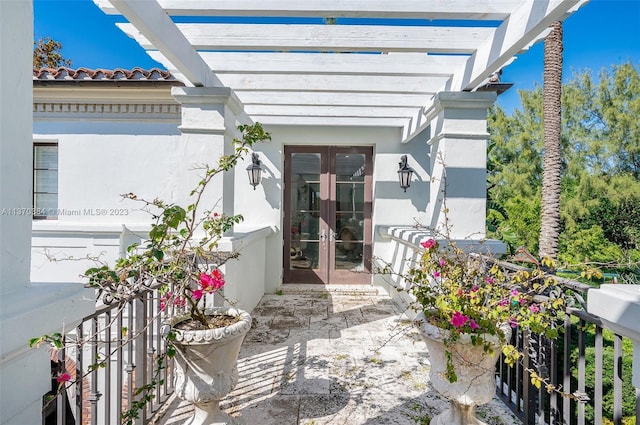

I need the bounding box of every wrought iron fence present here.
[46,285,174,425]
[494,259,640,425]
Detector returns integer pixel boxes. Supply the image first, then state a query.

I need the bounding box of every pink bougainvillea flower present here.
[510,288,520,297]
[469,319,480,330]
[420,239,435,249]
[200,269,225,292]
[200,273,213,288]
[498,298,509,307]
[192,289,204,301]
[509,317,519,328]
[439,259,446,267]
[529,304,540,313]
[471,285,479,292]
[56,373,71,384]
[160,291,186,309]
[175,296,186,308]
[433,271,441,278]
[160,291,173,310]
[485,277,495,284]
[450,311,469,328]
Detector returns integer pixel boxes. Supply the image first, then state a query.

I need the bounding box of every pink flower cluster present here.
[160,292,186,310]
[420,238,436,249]
[450,311,480,330]
[56,373,71,384]
[193,269,225,300]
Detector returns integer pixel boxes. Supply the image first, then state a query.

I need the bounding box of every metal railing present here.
[46,285,174,425]
[494,259,640,425]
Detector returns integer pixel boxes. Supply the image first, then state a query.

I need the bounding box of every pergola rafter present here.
[97,0,587,142]
[95,0,524,20]
[119,23,495,53]
[195,52,469,77]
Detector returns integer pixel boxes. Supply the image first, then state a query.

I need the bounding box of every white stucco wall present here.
[31,89,492,314]
[235,124,433,291]
[32,95,274,308]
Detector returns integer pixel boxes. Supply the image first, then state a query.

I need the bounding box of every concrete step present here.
[280,283,384,296]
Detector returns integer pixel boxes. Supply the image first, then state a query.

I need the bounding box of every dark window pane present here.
[336,154,365,182]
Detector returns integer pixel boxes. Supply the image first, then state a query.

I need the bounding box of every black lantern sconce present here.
[397,155,414,192]
[246,152,263,190]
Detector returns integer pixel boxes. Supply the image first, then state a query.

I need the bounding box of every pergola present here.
[95,0,586,144]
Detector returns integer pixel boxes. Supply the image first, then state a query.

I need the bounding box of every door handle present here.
[320,229,327,242]
[329,229,335,242]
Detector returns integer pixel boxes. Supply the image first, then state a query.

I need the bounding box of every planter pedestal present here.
[416,313,510,425]
[169,307,252,425]
[430,400,486,425]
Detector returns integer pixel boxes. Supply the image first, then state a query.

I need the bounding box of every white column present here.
[171,87,246,231]
[426,91,496,239]
[0,0,32,296]
[0,3,46,424]
[1,3,94,424]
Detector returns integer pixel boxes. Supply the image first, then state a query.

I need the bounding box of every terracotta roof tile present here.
[33,67,175,81]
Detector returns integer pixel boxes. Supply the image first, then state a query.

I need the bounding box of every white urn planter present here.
[167,307,252,425]
[416,313,511,425]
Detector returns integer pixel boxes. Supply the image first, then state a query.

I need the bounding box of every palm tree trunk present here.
[539,21,563,261]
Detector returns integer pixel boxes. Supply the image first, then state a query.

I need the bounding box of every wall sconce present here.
[397,155,414,192]
[246,152,263,190]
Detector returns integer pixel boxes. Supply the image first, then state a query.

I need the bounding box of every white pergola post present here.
[1,4,94,424]
[0,0,32,298]
[0,3,48,424]
[426,91,497,239]
[171,87,247,231]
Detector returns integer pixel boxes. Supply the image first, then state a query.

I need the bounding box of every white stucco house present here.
[1,1,588,424]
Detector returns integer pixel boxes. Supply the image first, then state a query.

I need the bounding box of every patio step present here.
[280,283,383,296]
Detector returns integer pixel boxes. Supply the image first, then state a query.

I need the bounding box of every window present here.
[33,142,58,219]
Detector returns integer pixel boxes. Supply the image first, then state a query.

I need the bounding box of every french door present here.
[283,146,373,284]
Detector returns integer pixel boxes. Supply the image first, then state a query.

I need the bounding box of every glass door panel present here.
[289,153,321,271]
[333,153,366,273]
[284,147,371,284]
[284,149,328,283]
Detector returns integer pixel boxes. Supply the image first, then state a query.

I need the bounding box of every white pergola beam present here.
[197,52,467,76]
[235,91,433,108]
[252,116,407,127]
[149,50,445,107]
[402,111,432,144]
[200,52,468,77]
[95,0,522,20]
[98,0,588,132]
[121,23,494,53]
[216,74,450,94]
[400,0,588,143]
[245,105,418,119]
[456,0,587,91]
[107,0,219,87]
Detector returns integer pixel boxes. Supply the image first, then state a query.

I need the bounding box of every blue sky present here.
[34,0,640,112]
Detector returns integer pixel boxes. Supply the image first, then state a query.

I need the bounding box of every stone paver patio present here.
[155,287,520,425]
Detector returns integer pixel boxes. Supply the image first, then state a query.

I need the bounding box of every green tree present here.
[488,62,640,275]
[33,36,72,69]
